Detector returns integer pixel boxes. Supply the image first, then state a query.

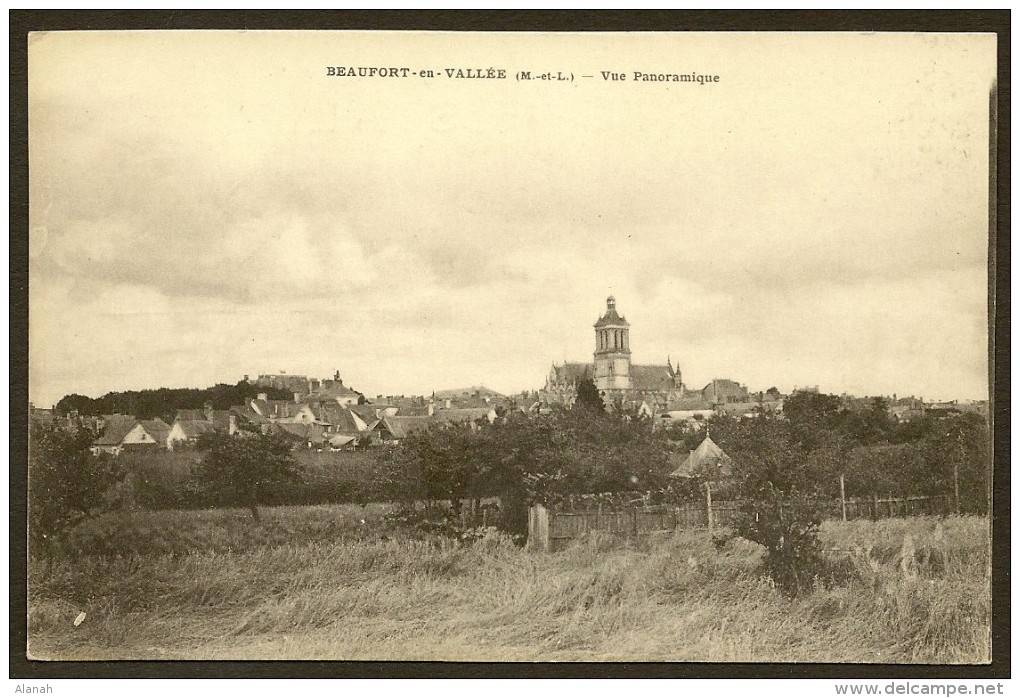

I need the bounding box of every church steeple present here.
[593,295,631,391]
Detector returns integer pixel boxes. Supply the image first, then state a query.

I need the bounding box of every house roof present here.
[433,407,495,424]
[309,404,365,433]
[95,419,139,446]
[229,405,267,425]
[304,379,363,401]
[270,422,328,444]
[206,408,233,430]
[138,419,172,444]
[670,435,733,478]
[175,409,208,422]
[702,379,747,400]
[376,416,432,440]
[251,399,304,419]
[350,404,394,423]
[173,419,216,440]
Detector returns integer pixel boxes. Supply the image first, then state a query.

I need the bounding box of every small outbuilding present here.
[669,434,733,479]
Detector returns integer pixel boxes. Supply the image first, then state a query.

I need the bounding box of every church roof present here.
[551,362,593,384]
[594,308,629,328]
[594,295,630,328]
[630,364,677,392]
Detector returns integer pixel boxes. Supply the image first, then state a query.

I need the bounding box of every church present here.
[541,296,686,410]
[540,296,749,412]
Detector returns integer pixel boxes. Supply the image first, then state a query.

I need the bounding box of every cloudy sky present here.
[28,31,995,405]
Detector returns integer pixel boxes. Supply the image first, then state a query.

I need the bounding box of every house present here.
[701,379,749,406]
[166,419,216,450]
[29,404,56,424]
[669,434,733,479]
[92,418,171,456]
[303,371,364,406]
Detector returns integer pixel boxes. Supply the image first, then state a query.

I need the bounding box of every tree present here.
[574,377,606,414]
[193,431,301,521]
[53,393,95,417]
[783,391,843,452]
[28,422,126,557]
[384,422,484,518]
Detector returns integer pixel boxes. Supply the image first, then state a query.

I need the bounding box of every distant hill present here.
[432,386,505,400]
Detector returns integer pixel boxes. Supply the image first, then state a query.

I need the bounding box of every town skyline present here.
[28,32,994,407]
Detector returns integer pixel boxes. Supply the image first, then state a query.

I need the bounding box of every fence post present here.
[631,507,639,539]
[706,481,714,536]
[528,504,550,552]
[872,493,880,520]
[839,474,847,522]
[953,458,961,515]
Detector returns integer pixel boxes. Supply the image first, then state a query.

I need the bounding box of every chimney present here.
[228,414,237,436]
[428,403,435,416]
[294,392,303,403]
[204,401,214,420]
[243,374,250,383]
[334,370,341,382]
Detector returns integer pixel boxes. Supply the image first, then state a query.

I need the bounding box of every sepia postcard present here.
[23,27,999,670]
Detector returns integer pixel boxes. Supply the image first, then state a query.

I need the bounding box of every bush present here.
[735,495,828,597]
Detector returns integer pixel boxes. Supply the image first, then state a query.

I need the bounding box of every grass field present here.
[27,505,990,662]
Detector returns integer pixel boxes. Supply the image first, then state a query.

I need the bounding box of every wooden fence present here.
[527,494,952,552]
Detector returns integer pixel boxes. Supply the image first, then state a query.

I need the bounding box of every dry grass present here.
[27,507,990,662]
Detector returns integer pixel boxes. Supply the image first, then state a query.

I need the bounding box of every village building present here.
[92,418,171,456]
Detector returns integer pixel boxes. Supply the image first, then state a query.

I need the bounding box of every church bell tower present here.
[593,295,631,391]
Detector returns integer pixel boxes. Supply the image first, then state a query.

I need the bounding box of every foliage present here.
[376,409,672,536]
[192,432,302,521]
[574,377,606,414]
[706,395,991,594]
[710,415,828,596]
[28,422,126,557]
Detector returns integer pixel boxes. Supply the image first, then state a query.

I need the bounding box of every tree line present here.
[54,381,293,422]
